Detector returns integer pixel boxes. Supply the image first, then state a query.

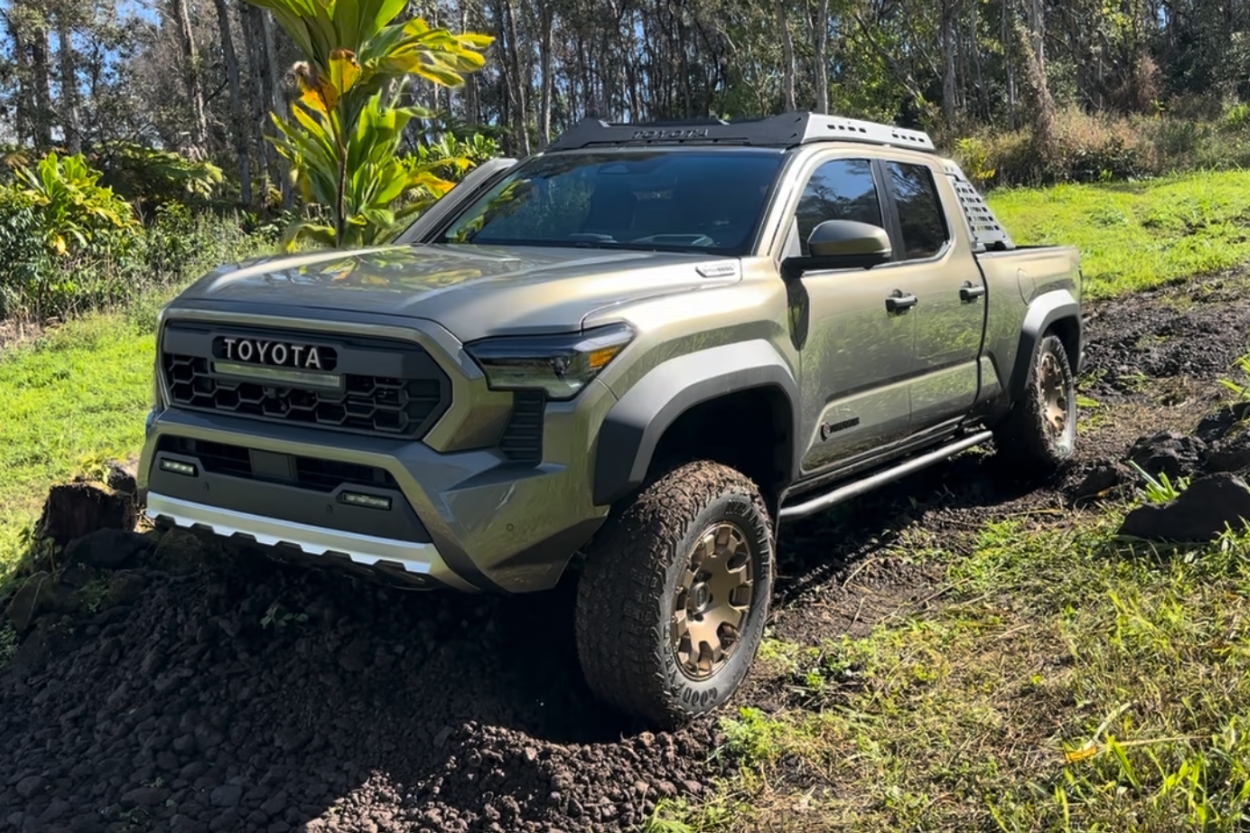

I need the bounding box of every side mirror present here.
[783,219,892,277]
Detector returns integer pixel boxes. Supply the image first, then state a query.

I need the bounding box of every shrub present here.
[1221,102,1250,132]
[955,102,1250,190]
[0,152,142,319]
[0,151,264,323]
[406,132,500,180]
[91,141,225,218]
[10,151,139,260]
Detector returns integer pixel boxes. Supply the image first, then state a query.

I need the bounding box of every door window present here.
[885,162,949,260]
[794,159,882,255]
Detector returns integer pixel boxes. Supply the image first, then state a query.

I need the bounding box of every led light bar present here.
[160,459,198,476]
[340,492,392,511]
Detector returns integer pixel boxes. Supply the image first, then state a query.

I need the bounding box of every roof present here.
[546,112,937,153]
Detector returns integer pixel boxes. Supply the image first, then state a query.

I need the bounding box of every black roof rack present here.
[546,111,937,153]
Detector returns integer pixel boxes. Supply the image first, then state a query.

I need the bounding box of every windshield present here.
[435,148,786,256]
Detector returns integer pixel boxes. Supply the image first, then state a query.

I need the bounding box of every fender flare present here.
[592,340,801,506]
[1008,289,1083,402]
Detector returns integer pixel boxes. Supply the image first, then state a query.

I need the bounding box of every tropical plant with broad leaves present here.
[407,132,500,179]
[11,151,138,257]
[93,141,225,216]
[244,0,492,250]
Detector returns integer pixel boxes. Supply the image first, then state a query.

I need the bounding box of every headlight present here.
[465,323,634,400]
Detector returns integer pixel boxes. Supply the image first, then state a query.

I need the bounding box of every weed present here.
[717,707,792,769]
[642,804,695,833]
[77,451,114,484]
[1120,370,1152,393]
[261,601,308,631]
[80,578,110,613]
[1219,353,1250,401]
[1128,460,1189,503]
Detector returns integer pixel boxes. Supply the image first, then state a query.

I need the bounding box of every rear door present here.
[876,158,987,434]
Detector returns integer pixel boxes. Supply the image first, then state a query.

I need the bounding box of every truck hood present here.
[173,243,741,342]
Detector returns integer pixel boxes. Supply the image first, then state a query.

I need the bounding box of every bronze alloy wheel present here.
[1036,349,1070,442]
[671,521,755,680]
[991,333,1076,473]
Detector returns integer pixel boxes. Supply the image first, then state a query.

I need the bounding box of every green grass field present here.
[649,516,1250,832]
[988,169,1250,299]
[0,297,170,578]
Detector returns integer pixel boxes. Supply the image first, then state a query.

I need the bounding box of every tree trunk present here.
[171,0,209,153]
[31,24,54,148]
[775,0,796,111]
[1003,0,1017,128]
[969,0,989,119]
[8,13,35,146]
[243,5,273,207]
[538,5,554,147]
[259,9,292,207]
[1028,0,1045,74]
[504,0,529,153]
[55,15,80,153]
[461,2,481,125]
[941,0,958,127]
[212,0,251,205]
[677,10,692,116]
[813,0,829,113]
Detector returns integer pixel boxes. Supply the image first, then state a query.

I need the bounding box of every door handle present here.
[885,290,918,314]
[960,281,987,302]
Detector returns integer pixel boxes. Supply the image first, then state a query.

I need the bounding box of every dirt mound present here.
[0,535,718,832]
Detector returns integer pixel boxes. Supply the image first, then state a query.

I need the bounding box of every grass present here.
[987,169,1250,300]
[651,515,1250,832]
[0,295,173,579]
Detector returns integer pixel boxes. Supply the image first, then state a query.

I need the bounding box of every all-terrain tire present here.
[574,461,774,729]
[993,333,1077,473]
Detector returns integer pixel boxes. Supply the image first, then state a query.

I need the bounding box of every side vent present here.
[943,160,1015,252]
[499,391,545,464]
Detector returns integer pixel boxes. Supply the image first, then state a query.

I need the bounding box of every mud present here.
[3,271,1249,833]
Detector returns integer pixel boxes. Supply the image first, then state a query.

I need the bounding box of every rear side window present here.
[886,162,949,260]
[794,159,882,256]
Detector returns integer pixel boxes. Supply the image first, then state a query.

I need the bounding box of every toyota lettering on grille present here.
[213,336,338,371]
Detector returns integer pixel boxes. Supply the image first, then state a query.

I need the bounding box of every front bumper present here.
[141,396,614,593]
[146,492,473,590]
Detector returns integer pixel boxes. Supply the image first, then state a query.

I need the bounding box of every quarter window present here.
[886,162,949,260]
[794,159,882,255]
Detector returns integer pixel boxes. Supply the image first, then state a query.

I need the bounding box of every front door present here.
[788,156,917,475]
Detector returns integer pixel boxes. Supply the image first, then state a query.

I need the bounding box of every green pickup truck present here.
[139,112,1083,727]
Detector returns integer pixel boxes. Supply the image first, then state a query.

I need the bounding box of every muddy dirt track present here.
[3,271,1250,833]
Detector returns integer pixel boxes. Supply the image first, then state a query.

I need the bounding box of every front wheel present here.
[993,333,1077,473]
[574,461,774,728]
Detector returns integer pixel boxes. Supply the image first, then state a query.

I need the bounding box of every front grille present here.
[160,325,450,440]
[157,436,399,493]
[498,391,545,463]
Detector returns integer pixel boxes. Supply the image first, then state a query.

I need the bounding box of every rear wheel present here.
[574,461,774,728]
[993,333,1077,472]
